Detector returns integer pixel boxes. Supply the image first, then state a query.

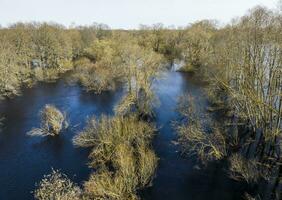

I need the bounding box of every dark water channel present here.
[142,72,245,200]
[0,71,245,200]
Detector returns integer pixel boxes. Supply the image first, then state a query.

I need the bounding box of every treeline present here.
[0,21,183,98]
[0,23,71,97]
[0,22,112,98]
[0,19,214,98]
[177,6,282,200]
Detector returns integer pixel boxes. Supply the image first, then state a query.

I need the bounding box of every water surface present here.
[142,72,245,200]
[0,78,124,200]
[0,72,245,200]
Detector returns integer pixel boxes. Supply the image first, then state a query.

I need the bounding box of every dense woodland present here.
[0,4,281,200]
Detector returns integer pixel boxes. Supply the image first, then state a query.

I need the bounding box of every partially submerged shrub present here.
[73,115,158,199]
[115,91,159,118]
[84,168,139,200]
[229,154,263,183]
[73,115,155,157]
[177,93,227,163]
[114,93,137,116]
[84,144,139,200]
[34,169,82,200]
[177,123,226,163]
[28,104,68,137]
[83,143,157,200]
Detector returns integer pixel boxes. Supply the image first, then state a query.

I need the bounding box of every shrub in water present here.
[28,104,68,137]
[73,115,158,200]
[176,94,227,164]
[228,154,269,183]
[34,169,82,200]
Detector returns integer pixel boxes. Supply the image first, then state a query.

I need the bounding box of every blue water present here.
[0,78,124,200]
[143,72,244,200]
[0,72,244,200]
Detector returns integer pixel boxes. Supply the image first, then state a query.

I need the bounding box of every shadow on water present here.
[0,77,124,200]
[141,72,245,200]
[0,71,246,200]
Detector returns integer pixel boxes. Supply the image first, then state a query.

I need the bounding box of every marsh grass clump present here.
[34,169,82,200]
[28,104,68,137]
[73,115,158,200]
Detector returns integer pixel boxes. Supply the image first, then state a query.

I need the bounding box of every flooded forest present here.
[0,3,281,200]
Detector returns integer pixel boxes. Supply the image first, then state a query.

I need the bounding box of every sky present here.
[0,0,279,29]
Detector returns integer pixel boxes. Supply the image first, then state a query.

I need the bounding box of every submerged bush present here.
[28,104,68,137]
[84,167,139,200]
[176,94,227,163]
[83,147,157,200]
[114,93,137,116]
[73,115,158,200]
[34,169,82,200]
[73,115,156,166]
[229,154,270,183]
[177,123,226,163]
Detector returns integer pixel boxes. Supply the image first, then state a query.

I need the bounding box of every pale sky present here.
[0,0,279,29]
